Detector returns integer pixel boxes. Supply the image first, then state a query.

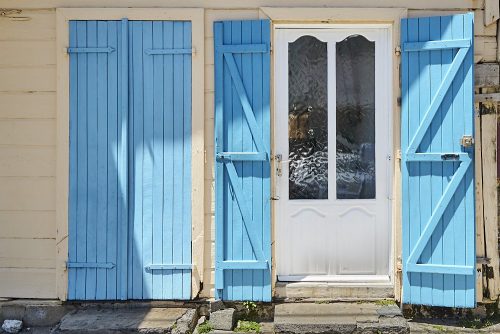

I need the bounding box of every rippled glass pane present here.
[288,36,328,200]
[336,35,375,199]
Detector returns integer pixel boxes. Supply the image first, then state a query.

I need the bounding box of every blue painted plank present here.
[106,20,119,300]
[75,20,88,300]
[130,20,144,299]
[95,20,108,300]
[172,21,185,300]
[407,17,421,305]
[142,21,154,300]
[451,14,467,307]
[231,20,243,301]
[241,20,253,301]
[418,17,433,304]
[251,20,264,302]
[440,14,456,307]
[463,13,476,308]
[214,21,225,296]
[151,20,164,299]
[222,20,234,300]
[86,20,98,300]
[403,38,470,51]
[162,20,175,300]
[118,18,129,301]
[261,19,272,302]
[182,21,193,300]
[429,15,444,307]
[68,20,78,300]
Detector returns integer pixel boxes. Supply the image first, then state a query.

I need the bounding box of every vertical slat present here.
[118,18,128,301]
[75,21,88,300]
[214,21,225,298]
[251,20,263,302]
[407,17,421,305]
[96,21,108,300]
[440,15,456,307]
[261,20,272,301]
[68,20,78,300]
[182,21,193,300]
[241,21,253,301]
[172,21,184,299]
[451,14,466,307]
[231,20,243,301]
[162,20,174,299]
[222,20,233,300]
[151,20,164,299]
[106,20,119,300]
[418,17,432,304]
[429,16,444,306]
[131,20,144,299]
[463,13,475,306]
[86,20,98,300]
[142,21,154,300]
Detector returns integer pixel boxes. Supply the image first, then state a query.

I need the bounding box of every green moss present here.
[197,321,213,334]
[431,324,447,332]
[235,320,261,333]
[374,299,396,306]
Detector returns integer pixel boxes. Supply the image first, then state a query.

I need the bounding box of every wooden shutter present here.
[214,20,272,301]
[128,21,192,300]
[401,13,475,307]
[68,20,192,300]
[68,20,128,300]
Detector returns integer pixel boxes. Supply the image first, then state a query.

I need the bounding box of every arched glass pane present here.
[288,36,328,200]
[336,35,376,199]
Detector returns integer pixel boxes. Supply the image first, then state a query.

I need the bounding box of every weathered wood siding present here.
[0,0,496,299]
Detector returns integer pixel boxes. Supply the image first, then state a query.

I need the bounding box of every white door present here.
[275,27,392,282]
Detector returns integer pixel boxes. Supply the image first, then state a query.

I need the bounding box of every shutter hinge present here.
[396,149,402,162]
[395,45,402,56]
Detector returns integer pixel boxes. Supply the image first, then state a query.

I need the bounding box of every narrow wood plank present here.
[0,211,55,239]
[0,92,55,119]
[0,268,56,299]
[474,101,485,303]
[482,108,499,299]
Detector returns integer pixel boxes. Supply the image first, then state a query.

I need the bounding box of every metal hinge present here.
[460,135,474,148]
[396,149,402,162]
[395,45,402,56]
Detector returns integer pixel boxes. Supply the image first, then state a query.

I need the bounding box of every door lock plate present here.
[460,135,474,148]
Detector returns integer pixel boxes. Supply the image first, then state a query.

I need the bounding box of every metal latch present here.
[441,153,460,160]
[275,154,283,177]
[460,135,474,148]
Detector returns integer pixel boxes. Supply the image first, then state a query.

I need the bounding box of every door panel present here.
[275,28,392,281]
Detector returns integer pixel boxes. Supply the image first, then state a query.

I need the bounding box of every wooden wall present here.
[0,0,497,299]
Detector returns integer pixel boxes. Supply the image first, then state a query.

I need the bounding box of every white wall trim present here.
[55,7,205,301]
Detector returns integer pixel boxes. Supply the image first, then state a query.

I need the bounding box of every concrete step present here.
[274,302,409,334]
[52,307,197,334]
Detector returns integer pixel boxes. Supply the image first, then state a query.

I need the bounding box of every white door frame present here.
[273,24,394,285]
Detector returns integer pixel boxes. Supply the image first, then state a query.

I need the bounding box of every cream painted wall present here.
[0,0,495,299]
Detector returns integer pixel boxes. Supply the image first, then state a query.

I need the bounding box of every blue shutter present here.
[69,20,192,300]
[68,20,128,300]
[214,20,271,301]
[401,13,475,307]
[128,21,192,300]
